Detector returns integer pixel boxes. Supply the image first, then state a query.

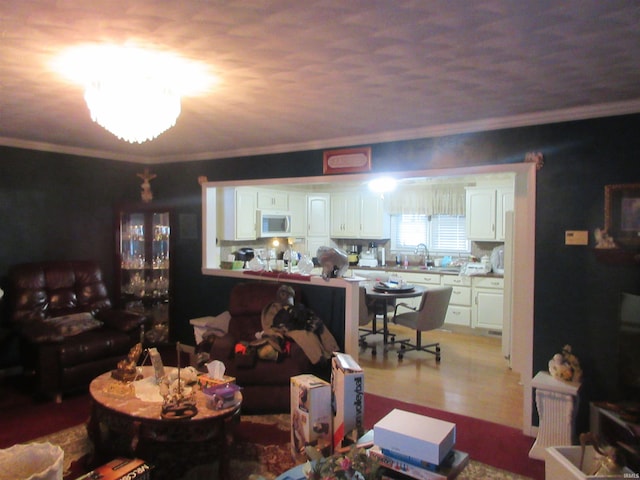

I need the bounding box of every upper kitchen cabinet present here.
[218,186,257,240]
[257,188,288,210]
[306,193,330,256]
[331,193,360,237]
[115,205,172,345]
[465,185,514,241]
[495,187,515,241]
[288,191,307,237]
[330,192,389,239]
[360,193,389,239]
[307,194,330,237]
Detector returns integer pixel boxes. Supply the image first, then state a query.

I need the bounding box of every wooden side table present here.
[528,371,581,460]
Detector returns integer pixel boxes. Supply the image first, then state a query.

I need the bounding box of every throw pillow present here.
[45,312,103,336]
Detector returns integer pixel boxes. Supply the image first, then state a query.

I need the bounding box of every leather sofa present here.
[7,260,148,402]
[200,282,335,413]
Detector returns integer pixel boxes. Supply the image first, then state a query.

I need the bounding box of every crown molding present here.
[3,99,640,164]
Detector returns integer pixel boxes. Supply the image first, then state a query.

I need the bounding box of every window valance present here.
[386,185,466,216]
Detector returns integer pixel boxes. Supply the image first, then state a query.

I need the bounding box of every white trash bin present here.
[0,442,64,480]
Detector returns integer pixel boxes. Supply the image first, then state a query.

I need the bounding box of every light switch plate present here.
[565,230,589,245]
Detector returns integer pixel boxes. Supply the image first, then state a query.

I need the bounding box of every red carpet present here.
[1,376,544,480]
[364,392,544,480]
[0,385,91,448]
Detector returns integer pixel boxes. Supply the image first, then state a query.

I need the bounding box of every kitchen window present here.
[390,214,470,254]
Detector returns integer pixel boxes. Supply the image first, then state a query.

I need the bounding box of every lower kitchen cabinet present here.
[472,276,504,330]
[443,275,472,327]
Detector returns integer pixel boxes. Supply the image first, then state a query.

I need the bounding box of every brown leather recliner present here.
[8,260,148,402]
[201,282,334,413]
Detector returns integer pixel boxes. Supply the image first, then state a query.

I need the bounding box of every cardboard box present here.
[370,446,469,480]
[545,446,634,479]
[290,374,332,462]
[374,409,456,465]
[331,352,365,449]
[74,458,152,480]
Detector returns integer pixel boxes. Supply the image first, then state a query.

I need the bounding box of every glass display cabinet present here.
[116,206,172,345]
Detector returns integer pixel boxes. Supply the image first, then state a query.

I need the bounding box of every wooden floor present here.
[357,323,524,430]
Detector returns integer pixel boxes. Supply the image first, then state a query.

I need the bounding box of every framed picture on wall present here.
[605,183,640,248]
[323,147,371,175]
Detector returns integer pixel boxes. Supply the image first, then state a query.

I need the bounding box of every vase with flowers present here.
[303,447,381,480]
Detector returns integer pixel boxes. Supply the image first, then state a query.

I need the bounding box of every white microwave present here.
[257,210,292,237]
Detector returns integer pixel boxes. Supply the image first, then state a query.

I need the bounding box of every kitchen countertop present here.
[350,265,504,278]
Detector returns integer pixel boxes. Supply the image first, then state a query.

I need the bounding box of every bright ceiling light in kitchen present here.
[53,44,217,143]
[368,176,397,194]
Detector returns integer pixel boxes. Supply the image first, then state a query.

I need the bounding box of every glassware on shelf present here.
[118,208,172,345]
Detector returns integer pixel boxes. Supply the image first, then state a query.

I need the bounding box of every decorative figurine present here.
[160,342,198,419]
[137,168,157,203]
[112,343,143,382]
[594,228,617,249]
[548,344,582,383]
[579,432,627,476]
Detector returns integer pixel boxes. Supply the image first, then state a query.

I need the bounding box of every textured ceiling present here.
[2,1,640,164]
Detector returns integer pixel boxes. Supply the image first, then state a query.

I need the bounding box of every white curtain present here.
[386,185,466,216]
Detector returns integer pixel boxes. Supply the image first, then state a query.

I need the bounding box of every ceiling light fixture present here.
[54,44,216,144]
[368,176,397,194]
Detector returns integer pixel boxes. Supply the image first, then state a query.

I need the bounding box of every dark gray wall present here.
[1,114,639,433]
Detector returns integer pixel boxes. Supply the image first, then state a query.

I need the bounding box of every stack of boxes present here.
[290,353,364,461]
[371,409,469,479]
[290,355,469,479]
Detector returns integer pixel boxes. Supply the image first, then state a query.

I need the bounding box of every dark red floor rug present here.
[0,384,91,448]
[363,392,544,480]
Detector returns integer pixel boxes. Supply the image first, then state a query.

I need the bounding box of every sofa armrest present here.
[95,309,147,333]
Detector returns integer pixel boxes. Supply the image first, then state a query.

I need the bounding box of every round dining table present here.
[364,283,427,347]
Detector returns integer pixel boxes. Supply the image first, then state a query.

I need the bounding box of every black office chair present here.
[390,286,452,361]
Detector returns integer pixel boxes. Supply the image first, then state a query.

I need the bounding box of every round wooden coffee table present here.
[87,366,242,480]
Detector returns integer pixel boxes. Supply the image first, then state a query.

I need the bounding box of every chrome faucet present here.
[415,243,429,266]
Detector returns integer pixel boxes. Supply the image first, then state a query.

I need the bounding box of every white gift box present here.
[373,409,456,465]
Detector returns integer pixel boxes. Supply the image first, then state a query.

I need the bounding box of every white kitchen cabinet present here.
[442,275,472,327]
[306,193,330,256]
[217,187,257,241]
[496,187,514,241]
[465,187,496,240]
[331,193,389,239]
[330,193,360,237]
[307,194,330,237]
[360,193,390,239]
[465,186,514,241]
[472,276,504,330]
[288,192,307,237]
[256,188,288,210]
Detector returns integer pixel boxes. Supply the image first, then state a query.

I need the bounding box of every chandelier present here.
[84,77,181,144]
[54,44,215,144]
